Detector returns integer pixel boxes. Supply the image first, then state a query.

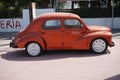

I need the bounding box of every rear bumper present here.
[10,40,18,48]
[110,42,115,47]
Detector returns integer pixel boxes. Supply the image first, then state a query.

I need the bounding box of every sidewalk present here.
[0,32,18,46]
[0,29,120,46]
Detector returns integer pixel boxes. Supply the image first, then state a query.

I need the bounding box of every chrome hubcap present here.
[92,39,106,53]
[27,43,40,56]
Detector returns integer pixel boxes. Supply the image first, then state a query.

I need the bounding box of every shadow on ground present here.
[1,49,110,61]
[105,74,120,80]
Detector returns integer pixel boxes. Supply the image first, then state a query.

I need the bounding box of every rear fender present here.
[16,34,46,50]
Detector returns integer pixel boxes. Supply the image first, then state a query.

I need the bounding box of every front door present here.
[63,19,84,49]
[41,19,63,49]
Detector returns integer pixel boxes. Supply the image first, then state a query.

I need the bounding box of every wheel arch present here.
[89,37,109,49]
[16,34,47,50]
[24,38,46,50]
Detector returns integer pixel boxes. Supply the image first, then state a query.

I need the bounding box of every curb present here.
[112,33,120,37]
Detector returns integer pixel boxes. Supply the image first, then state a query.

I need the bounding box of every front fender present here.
[16,33,46,50]
[86,31,112,48]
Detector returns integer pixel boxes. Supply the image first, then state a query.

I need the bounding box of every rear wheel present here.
[26,42,42,56]
[91,39,108,53]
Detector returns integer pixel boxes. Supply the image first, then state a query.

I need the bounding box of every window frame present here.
[42,19,61,30]
[64,19,83,29]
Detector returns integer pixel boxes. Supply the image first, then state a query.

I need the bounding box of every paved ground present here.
[0,30,120,80]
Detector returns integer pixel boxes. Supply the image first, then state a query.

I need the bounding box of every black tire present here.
[90,38,108,53]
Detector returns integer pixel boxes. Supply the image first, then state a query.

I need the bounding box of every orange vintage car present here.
[10,12,114,56]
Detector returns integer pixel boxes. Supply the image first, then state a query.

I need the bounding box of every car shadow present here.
[1,49,110,61]
[104,74,120,80]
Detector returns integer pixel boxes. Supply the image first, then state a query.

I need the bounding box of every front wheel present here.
[91,39,108,53]
[26,42,42,57]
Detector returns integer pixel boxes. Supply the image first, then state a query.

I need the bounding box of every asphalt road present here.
[0,32,120,80]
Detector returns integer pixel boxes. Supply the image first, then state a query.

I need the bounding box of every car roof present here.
[37,12,80,19]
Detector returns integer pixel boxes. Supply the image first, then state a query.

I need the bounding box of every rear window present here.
[43,20,61,29]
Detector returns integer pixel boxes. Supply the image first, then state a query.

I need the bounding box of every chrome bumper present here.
[10,40,17,48]
[110,42,115,47]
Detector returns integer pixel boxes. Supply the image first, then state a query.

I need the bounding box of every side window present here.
[64,19,83,28]
[43,20,61,29]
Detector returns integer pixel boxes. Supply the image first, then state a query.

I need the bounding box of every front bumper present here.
[10,40,18,48]
[110,42,115,47]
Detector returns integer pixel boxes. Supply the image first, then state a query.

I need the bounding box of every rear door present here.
[41,19,63,49]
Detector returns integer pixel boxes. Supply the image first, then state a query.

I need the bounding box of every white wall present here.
[0,8,120,32]
[23,8,55,28]
[0,18,23,32]
[113,18,120,28]
[83,18,120,29]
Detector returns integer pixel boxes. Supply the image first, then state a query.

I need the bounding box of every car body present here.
[10,12,114,56]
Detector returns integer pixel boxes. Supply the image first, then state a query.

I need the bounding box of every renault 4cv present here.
[10,12,114,56]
